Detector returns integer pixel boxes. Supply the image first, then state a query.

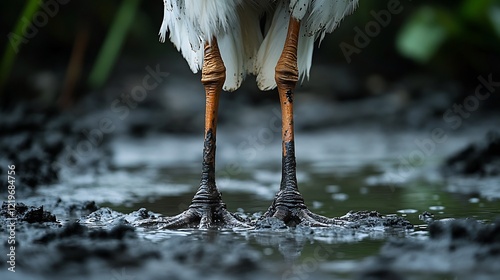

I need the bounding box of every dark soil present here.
[358,218,500,279]
[0,199,412,280]
[0,104,113,195]
[441,130,500,200]
[444,130,500,176]
[2,197,499,279]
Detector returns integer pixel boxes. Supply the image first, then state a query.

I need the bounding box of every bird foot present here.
[136,201,250,230]
[261,190,334,227]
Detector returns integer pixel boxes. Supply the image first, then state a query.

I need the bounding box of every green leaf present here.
[396,6,450,63]
[0,0,41,96]
[88,0,141,89]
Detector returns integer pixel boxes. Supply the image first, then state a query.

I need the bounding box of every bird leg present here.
[138,39,248,229]
[261,17,333,227]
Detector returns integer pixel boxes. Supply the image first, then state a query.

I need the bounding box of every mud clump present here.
[1,202,57,223]
[429,218,500,245]
[35,222,136,244]
[47,224,158,273]
[444,130,500,176]
[441,130,500,200]
[358,218,500,279]
[0,105,114,193]
[0,106,66,191]
[338,211,414,230]
[3,218,160,277]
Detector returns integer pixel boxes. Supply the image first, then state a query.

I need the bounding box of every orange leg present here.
[137,39,248,229]
[262,17,333,226]
[192,38,226,208]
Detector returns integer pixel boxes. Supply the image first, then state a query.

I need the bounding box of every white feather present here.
[160,0,203,73]
[218,3,264,91]
[184,0,244,41]
[290,0,310,20]
[218,24,245,92]
[160,0,264,91]
[160,0,359,92]
[256,0,359,90]
[303,0,360,43]
[255,1,288,91]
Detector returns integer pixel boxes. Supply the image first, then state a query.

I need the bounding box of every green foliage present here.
[0,0,40,95]
[87,0,141,89]
[396,0,500,63]
[396,6,451,63]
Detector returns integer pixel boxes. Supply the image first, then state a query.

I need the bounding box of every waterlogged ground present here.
[1,70,500,279]
[1,120,498,279]
[48,124,500,224]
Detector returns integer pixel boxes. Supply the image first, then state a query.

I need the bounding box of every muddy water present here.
[34,125,500,279]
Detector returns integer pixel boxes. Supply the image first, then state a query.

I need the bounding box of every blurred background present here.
[1,0,499,108]
[1,0,500,197]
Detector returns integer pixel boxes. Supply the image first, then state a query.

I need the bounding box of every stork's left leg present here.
[261,17,333,227]
[136,39,249,229]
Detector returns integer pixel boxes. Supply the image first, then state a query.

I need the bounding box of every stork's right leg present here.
[137,39,248,229]
[260,16,334,227]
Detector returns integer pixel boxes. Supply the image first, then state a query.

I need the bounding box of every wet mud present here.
[444,130,500,176]
[2,196,498,279]
[359,218,500,279]
[0,198,414,280]
[442,130,500,200]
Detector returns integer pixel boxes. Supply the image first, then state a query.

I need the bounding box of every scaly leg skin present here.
[138,39,249,230]
[260,17,334,227]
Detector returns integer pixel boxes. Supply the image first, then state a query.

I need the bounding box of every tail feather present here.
[255,2,288,91]
[218,27,245,92]
[305,0,359,43]
[219,3,263,91]
[160,0,203,73]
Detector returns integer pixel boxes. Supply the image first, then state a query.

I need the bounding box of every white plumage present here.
[160,0,359,91]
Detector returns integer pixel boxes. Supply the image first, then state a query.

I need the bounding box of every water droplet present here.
[332,193,349,201]
[397,209,418,214]
[469,198,480,203]
[312,201,323,209]
[326,185,340,193]
[359,187,369,195]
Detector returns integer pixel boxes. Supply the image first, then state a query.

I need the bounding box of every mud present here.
[3,196,498,279]
[0,106,64,192]
[1,202,56,223]
[0,199,412,280]
[444,130,500,177]
[0,105,113,195]
[358,218,500,279]
[442,130,500,200]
